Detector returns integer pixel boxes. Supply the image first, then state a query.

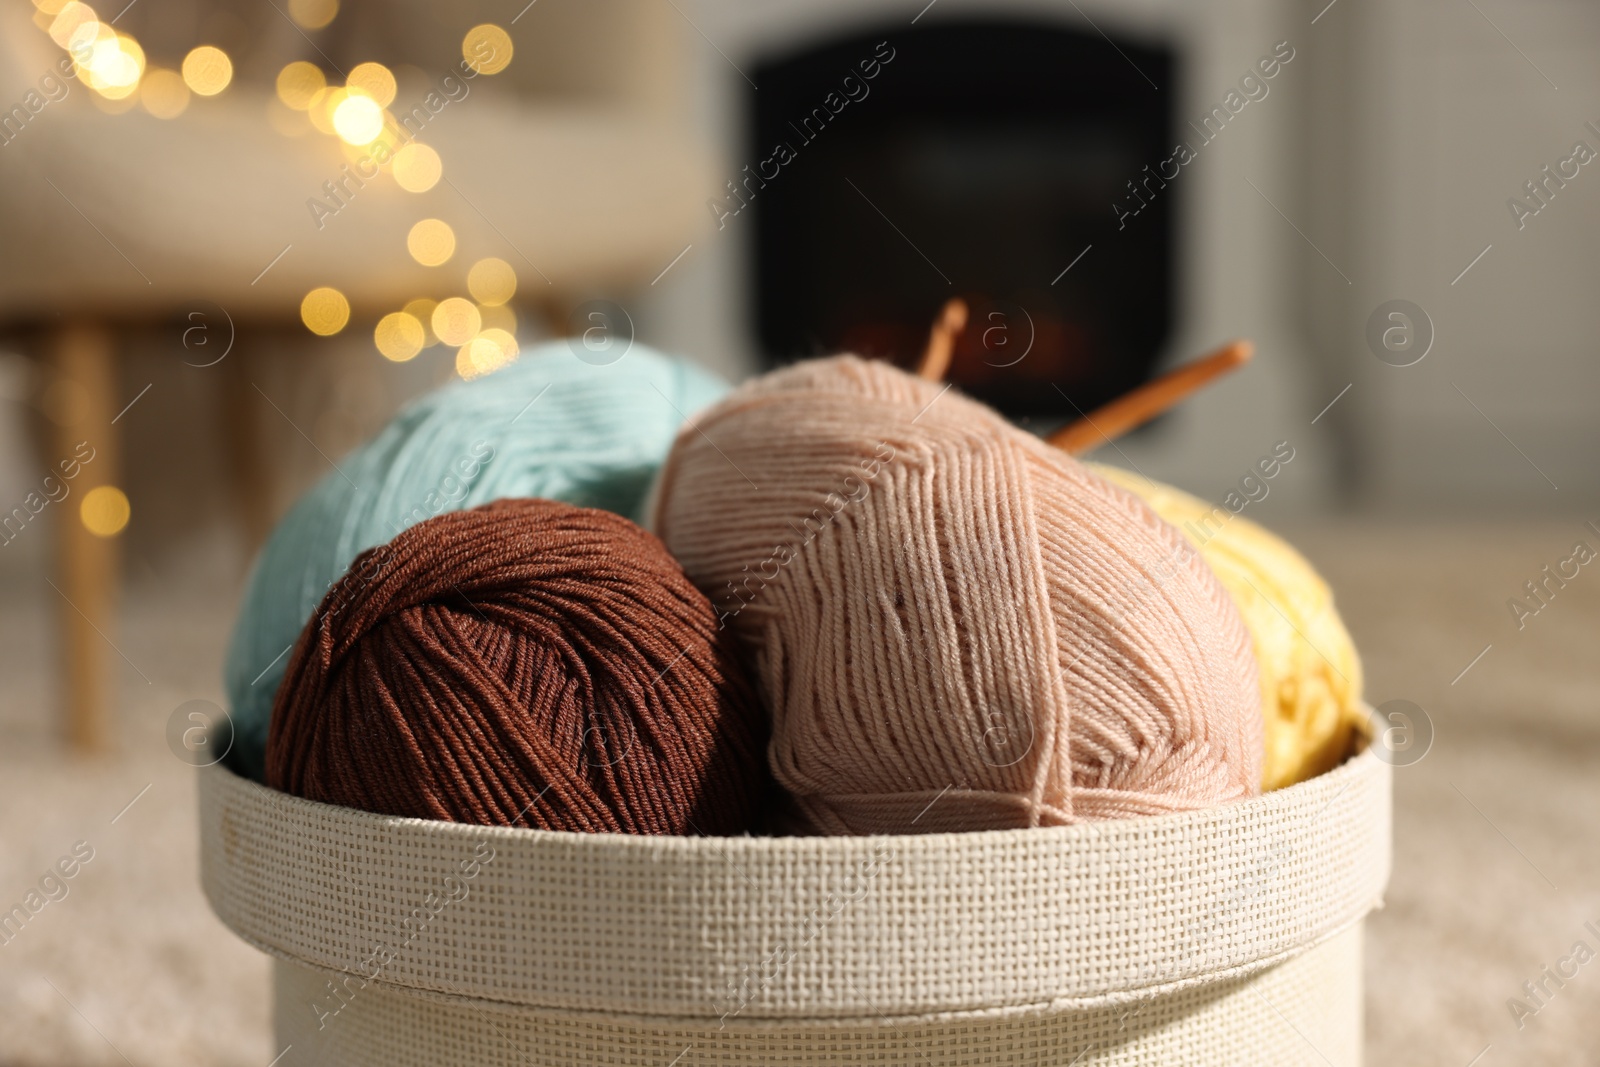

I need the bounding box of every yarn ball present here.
[224,343,727,781]
[266,498,769,833]
[653,356,1263,835]
[1091,464,1364,791]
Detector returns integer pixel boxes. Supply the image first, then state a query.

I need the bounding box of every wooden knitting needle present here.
[916,298,968,381]
[908,299,1251,453]
[1047,340,1254,455]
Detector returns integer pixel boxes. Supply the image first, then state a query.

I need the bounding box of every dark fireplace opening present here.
[748,19,1176,420]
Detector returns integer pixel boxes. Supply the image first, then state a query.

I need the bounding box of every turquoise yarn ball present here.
[223,342,728,781]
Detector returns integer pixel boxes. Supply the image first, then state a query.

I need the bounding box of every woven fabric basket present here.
[200,745,1389,1067]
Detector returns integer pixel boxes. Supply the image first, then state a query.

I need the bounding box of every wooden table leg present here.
[50,323,118,753]
[220,338,276,556]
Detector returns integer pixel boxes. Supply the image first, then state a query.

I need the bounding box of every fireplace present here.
[654,0,1327,505]
[747,18,1176,418]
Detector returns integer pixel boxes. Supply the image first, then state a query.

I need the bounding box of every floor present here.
[0,518,1596,1066]
[1299,519,1600,1067]
[0,541,269,1067]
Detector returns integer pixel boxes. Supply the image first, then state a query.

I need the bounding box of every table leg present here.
[221,340,274,555]
[50,323,118,753]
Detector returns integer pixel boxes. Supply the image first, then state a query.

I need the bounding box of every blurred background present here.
[1,0,1598,1064]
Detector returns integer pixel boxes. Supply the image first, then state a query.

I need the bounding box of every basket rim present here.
[208,734,1377,852]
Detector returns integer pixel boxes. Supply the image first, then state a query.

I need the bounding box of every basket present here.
[199,744,1389,1066]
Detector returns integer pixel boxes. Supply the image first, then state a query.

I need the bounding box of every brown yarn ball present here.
[265,498,768,835]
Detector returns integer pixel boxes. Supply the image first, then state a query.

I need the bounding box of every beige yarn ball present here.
[653,356,1262,835]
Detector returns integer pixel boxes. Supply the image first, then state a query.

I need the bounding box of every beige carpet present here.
[0,519,1596,1066]
[1294,519,1600,1067]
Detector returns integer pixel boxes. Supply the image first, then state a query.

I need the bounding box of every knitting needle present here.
[1047,340,1254,455]
[910,302,1251,453]
[916,298,968,381]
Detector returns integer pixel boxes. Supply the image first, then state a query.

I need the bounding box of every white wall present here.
[639,0,1600,516]
[1306,0,1600,511]
[638,0,1343,518]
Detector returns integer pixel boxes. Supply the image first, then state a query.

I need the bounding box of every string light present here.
[478,327,519,361]
[462,24,513,75]
[331,92,384,144]
[28,0,513,379]
[85,31,143,98]
[454,338,495,380]
[454,328,519,381]
[301,287,351,336]
[374,312,426,362]
[140,68,189,118]
[431,298,480,347]
[347,62,396,108]
[392,143,442,193]
[276,61,325,110]
[48,2,96,50]
[407,219,455,267]
[287,0,338,30]
[181,45,232,96]
[467,257,517,305]
[80,485,130,537]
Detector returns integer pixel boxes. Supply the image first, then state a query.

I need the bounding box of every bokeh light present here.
[455,340,500,381]
[85,32,143,98]
[89,89,139,114]
[65,18,102,61]
[407,219,456,267]
[478,327,519,361]
[392,143,442,193]
[462,24,513,75]
[301,287,350,336]
[402,298,440,346]
[347,62,396,108]
[332,92,384,144]
[276,61,325,110]
[306,87,338,134]
[287,0,338,30]
[374,312,426,362]
[364,117,406,162]
[181,46,232,96]
[455,328,519,381]
[467,257,516,306]
[48,2,96,50]
[432,298,480,347]
[140,68,189,118]
[80,485,130,538]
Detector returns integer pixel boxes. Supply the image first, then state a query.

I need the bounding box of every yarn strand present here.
[267,499,768,835]
[655,356,1262,835]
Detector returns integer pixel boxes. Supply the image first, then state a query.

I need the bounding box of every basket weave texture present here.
[201,747,1389,1066]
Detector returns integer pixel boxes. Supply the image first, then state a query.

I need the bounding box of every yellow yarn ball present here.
[1091,465,1364,791]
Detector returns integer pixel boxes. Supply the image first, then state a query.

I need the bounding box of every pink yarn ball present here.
[653,356,1262,835]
